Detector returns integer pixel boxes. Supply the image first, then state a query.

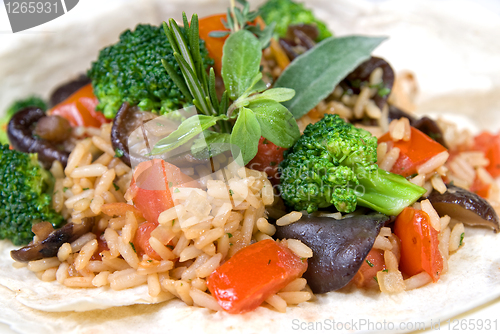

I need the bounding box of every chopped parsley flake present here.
[459,232,465,246]
[113,183,120,191]
[129,242,136,253]
[114,148,124,158]
[365,259,374,267]
[174,188,180,193]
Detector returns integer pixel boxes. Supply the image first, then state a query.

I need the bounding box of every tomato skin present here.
[470,176,491,198]
[378,127,447,177]
[352,249,386,289]
[473,131,500,178]
[393,207,443,282]
[207,239,308,314]
[247,137,286,184]
[130,159,196,225]
[133,221,162,260]
[48,84,108,128]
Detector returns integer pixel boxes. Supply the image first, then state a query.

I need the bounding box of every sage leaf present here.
[250,87,295,103]
[230,108,261,165]
[191,131,231,159]
[151,114,226,154]
[275,36,386,119]
[222,30,262,100]
[249,99,300,148]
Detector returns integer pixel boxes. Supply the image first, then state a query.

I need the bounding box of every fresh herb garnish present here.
[113,183,120,191]
[129,242,136,253]
[151,6,299,165]
[366,259,374,267]
[275,36,387,119]
[114,148,124,158]
[227,233,233,238]
[459,232,465,247]
[210,0,275,49]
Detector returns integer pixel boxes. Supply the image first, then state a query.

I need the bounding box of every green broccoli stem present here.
[354,167,426,216]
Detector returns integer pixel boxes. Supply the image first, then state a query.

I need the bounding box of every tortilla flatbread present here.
[0,0,500,333]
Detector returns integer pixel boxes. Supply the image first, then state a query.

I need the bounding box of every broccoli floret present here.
[0,145,64,245]
[88,24,213,119]
[259,0,332,42]
[280,114,426,215]
[0,96,47,145]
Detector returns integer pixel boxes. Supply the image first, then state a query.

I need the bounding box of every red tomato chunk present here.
[247,137,286,184]
[207,239,308,314]
[394,207,443,282]
[378,127,447,177]
[352,248,386,289]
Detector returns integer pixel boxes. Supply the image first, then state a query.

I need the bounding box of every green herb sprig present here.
[151,5,300,165]
[209,0,275,49]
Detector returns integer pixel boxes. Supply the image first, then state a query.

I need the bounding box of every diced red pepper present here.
[129,159,196,226]
[198,13,229,75]
[207,239,308,314]
[393,207,443,282]
[470,176,491,198]
[473,131,500,178]
[352,248,386,289]
[133,221,162,260]
[378,127,447,177]
[247,137,286,184]
[91,234,109,261]
[48,83,108,128]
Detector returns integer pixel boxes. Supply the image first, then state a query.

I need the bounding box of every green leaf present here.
[249,99,300,148]
[161,59,192,102]
[191,131,231,159]
[222,30,262,100]
[151,115,226,155]
[209,31,230,38]
[230,108,261,165]
[275,36,387,119]
[208,68,219,111]
[251,88,295,103]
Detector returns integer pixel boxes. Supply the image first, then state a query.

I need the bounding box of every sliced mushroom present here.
[10,218,94,262]
[274,212,389,294]
[342,57,395,111]
[388,105,447,148]
[111,102,157,166]
[7,107,70,168]
[427,184,499,232]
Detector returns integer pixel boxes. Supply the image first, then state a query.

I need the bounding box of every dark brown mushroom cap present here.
[10,218,95,262]
[427,184,499,232]
[7,107,69,168]
[274,212,389,294]
[49,74,91,108]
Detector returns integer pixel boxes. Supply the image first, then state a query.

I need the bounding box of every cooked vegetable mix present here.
[0,0,499,318]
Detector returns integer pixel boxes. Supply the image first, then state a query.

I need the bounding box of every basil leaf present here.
[191,131,231,159]
[249,99,300,148]
[222,30,262,100]
[250,88,295,103]
[151,115,226,154]
[275,36,386,119]
[230,108,261,165]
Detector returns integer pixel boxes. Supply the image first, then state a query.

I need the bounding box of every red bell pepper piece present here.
[129,159,196,226]
[378,127,447,177]
[207,239,308,314]
[473,131,500,178]
[198,14,229,75]
[352,248,386,289]
[48,83,108,128]
[246,137,286,184]
[393,207,443,282]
